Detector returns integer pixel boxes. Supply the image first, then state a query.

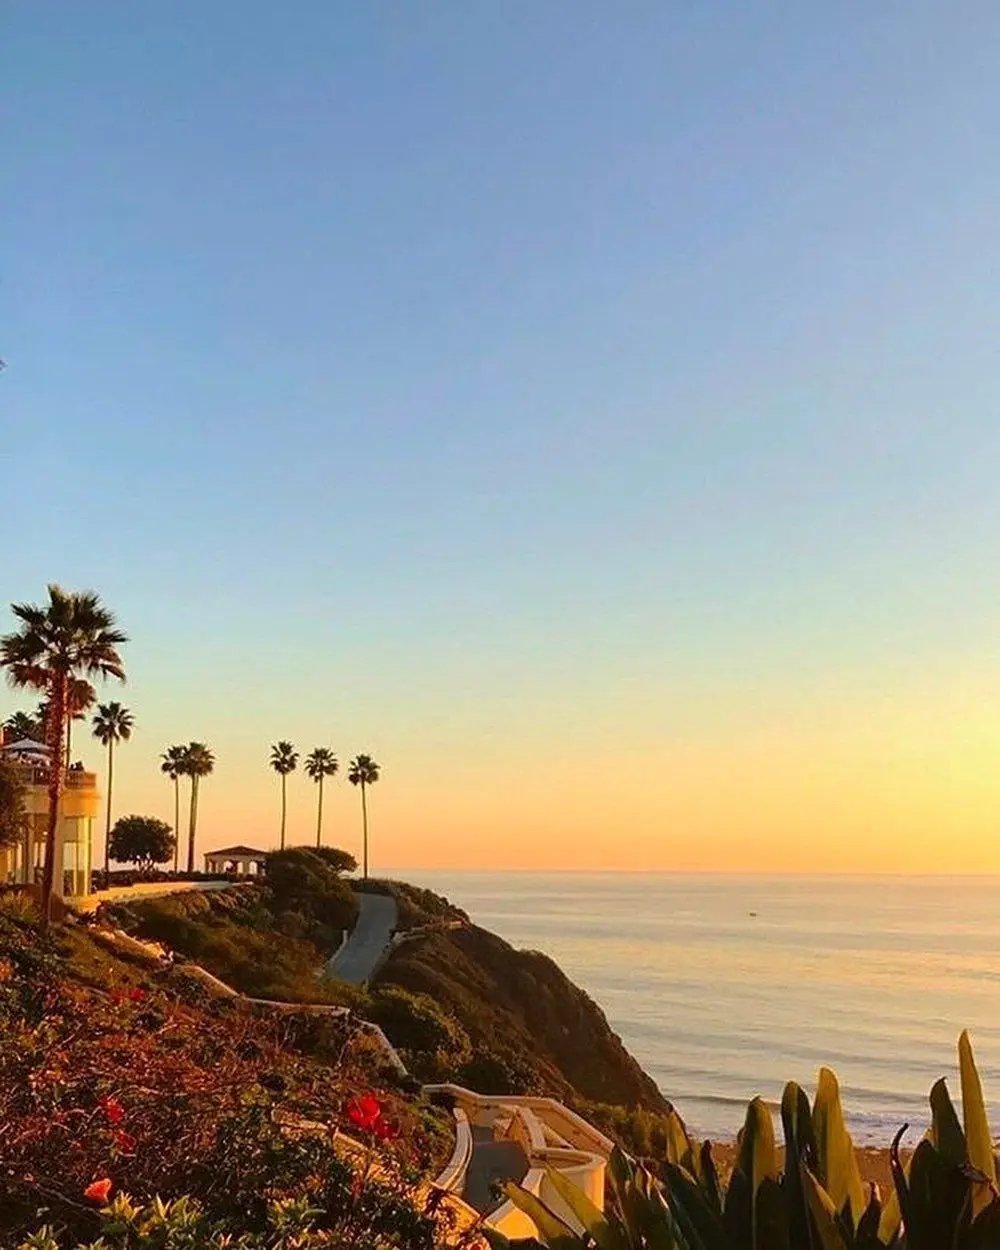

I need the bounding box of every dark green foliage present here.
[108,814,175,869]
[0,755,28,848]
[109,886,354,1004]
[488,1036,1000,1250]
[312,844,358,874]
[375,920,667,1112]
[266,846,359,933]
[378,879,470,931]
[368,985,473,1071]
[3,708,43,741]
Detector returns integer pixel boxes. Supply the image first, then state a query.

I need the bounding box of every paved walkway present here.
[462,1126,529,1214]
[71,880,236,914]
[328,891,398,984]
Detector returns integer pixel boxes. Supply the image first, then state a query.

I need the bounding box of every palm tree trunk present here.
[103,739,114,876]
[187,777,198,873]
[66,716,72,763]
[41,672,68,928]
[361,781,368,879]
[173,778,180,873]
[280,774,287,850]
[316,776,324,848]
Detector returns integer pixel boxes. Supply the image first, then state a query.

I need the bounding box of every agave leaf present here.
[662,1160,728,1250]
[722,1166,754,1250]
[754,1176,790,1250]
[903,1138,972,1250]
[738,1098,779,1191]
[501,1182,580,1250]
[732,1098,780,1250]
[800,1166,851,1250]
[781,1082,816,1249]
[663,1109,697,1173]
[698,1140,724,1218]
[812,1068,865,1226]
[929,1077,966,1168]
[959,1030,997,1216]
[855,1184,883,1242]
[625,1167,683,1250]
[967,1197,1000,1249]
[876,1186,902,1246]
[542,1166,626,1250]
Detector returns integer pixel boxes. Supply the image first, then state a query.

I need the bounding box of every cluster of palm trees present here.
[0,585,128,925]
[268,742,380,876]
[160,743,215,873]
[0,585,387,925]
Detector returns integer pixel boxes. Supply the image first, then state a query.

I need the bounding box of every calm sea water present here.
[395,872,1000,1143]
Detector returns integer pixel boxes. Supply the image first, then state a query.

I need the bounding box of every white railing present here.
[432,1108,474,1192]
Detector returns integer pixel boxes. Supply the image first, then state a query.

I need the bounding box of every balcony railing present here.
[13,764,97,789]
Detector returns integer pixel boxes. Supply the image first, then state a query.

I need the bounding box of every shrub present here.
[266,847,359,933]
[0,911,445,1246]
[488,1032,1000,1250]
[369,986,472,1070]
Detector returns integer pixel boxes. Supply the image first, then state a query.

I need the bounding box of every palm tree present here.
[304,747,338,847]
[347,753,380,879]
[0,585,126,924]
[180,742,214,872]
[160,745,187,872]
[3,709,42,741]
[269,741,298,849]
[64,679,96,762]
[92,702,134,876]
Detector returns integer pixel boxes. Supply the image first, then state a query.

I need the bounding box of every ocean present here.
[397,871,1000,1144]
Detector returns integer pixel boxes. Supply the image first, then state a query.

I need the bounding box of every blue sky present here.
[4,4,1000,870]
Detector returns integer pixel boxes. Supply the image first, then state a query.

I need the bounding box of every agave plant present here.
[486,1031,1000,1250]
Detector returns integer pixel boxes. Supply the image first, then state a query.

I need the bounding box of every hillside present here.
[375,920,666,1111]
[0,895,450,1246]
[106,870,674,1152]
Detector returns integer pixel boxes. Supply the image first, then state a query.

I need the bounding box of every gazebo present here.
[203,845,269,877]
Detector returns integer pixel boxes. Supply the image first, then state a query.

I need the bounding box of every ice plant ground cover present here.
[0,899,455,1247]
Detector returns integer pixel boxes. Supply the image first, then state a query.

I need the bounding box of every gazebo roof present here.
[204,845,269,858]
[1,738,49,755]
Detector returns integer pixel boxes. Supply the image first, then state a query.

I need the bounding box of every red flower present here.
[112,1128,136,1153]
[84,1177,112,1203]
[345,1092,382,1132]
[100,1096,125,1125]
[128,987,146,1002]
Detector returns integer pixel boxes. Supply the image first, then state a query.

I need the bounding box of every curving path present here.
[327,891,398,985]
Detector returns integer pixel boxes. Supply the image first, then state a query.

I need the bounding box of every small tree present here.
[108,815,175,872]
[0,757,28,849]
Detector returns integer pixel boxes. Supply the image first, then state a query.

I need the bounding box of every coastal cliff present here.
[107,873,671,1144]
[375,919,666,1111]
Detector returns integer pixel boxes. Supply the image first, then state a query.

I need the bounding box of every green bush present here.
[266,847,359,933]
[369,986,472,1069]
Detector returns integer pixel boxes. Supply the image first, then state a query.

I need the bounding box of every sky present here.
[3,4,1000,873]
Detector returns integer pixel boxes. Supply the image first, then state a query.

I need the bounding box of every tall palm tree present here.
[64,679,96,762]
[161,745,187,872]
[180,742,214,872]
[269,741,298,850]
[304,747,338,848]
[92,702,134,876]
[0,585,126,924]
[347,753,380,879]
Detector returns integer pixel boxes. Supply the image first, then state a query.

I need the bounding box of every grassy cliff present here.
[107,868,674,1153]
